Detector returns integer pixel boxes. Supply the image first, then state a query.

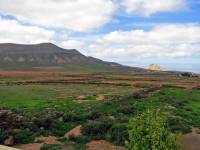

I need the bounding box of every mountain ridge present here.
[0,43,144,72]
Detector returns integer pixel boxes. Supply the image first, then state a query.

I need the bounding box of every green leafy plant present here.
[107,123,128,146]
[168,116,192,134]
[14,129,34,144]
[81,120,112,139]
[126,109,180,150]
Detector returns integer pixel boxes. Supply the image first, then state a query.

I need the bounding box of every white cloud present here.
[84,24,200,61]
[60,40,85,50]
[0,0,116,32]
[122,0,186,16]
[0,17,55,44]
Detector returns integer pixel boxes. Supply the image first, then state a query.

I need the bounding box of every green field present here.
[0,74,200,150]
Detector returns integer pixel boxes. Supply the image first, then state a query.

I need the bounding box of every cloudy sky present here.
[0,0,200,72]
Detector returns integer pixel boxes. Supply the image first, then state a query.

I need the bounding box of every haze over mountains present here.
[0,43,143,72]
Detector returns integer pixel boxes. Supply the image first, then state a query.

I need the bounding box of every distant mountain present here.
[0,43,144,72]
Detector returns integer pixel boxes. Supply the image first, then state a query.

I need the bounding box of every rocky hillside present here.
[0,43,144,72]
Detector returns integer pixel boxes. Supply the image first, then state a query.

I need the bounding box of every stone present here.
[4,136,14,146]
[0,110,24,129]
[64,125,82,139]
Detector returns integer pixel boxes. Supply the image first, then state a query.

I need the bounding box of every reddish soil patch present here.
[181,128,200,150]
[87,140,127,150]
[15,136,61,150]
[0,71,199,89]
[35,136,61,145]
[15,143,43,150]
[65,125,82,139]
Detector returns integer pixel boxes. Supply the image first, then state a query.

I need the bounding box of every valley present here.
[0,71,200,150]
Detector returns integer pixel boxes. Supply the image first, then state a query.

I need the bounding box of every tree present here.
[126,109,180,150]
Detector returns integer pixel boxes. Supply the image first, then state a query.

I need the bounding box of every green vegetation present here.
[41,144,62,150]
[0,84,133,110]
[126,109,180,150]
[81,120,112,139]
[0,76,200,149]
[107,123,128,146]
[14,129,35,144]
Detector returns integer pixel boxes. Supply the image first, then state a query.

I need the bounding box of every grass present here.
[0,83,133,110]
[1,83,200,127]
[0,63,130,73]
[1,76,200,148]
[159,88,200,127]
[128,88,200,128]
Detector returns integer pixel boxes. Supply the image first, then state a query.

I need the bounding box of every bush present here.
[86,111,102,120]
[107,123,128,146]
[69,135,90,144]
[51,122,75,136]
[163,98,186,107]
[112,113,129,123]
[168,116,192,134]
[14,129,34,144]
[181,72,192,77]
[41,144,62,150]
[33,116,56,130]
[126,109,180,150]
[117,105,136,115]
[63,112,80,122]
[81,120,112,139]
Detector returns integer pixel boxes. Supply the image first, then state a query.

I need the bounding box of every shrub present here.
[180,72,192,77]
[111,113,129,123]
[168,116,192,134]
[108,123,128,146]
[50,121,76,137]
[117,105,136,115]
[126,109,180,150]
[81,120,112,139]
[57,136,67,142]
[86,111,102,120]
[41,144,62,150]
[63,112,80,122]
[33,116,56,130]
[163,98,185,107]
[69,135,90,144]
[14,129,34,144]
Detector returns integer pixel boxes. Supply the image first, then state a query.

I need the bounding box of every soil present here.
[181,127,200,150]
[15,136,61,150]
[87,140,127,150]
[15,143,43,150]
[35,136,61,145]
[65,125,82,139]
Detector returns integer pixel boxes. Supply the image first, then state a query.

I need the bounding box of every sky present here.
[0,0,200,72]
